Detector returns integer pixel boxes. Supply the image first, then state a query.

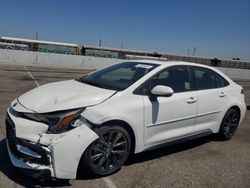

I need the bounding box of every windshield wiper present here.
[79,78,104,88]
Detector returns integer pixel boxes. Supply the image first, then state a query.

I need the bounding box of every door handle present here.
[187,97,197,104]
[219,92,226,97]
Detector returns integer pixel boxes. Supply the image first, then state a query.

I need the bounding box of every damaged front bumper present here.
[5,107,99,179]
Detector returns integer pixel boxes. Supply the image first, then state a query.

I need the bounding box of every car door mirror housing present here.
[151,85,174,97]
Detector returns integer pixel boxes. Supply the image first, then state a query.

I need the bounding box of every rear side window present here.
[192,67,217,90]
[214,72,230,88]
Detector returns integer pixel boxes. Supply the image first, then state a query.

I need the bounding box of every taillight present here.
[241,88,244,94]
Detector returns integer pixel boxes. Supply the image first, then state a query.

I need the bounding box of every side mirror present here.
[151,85,174,97]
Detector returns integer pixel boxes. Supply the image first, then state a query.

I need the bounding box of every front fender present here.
[46,124,98,179]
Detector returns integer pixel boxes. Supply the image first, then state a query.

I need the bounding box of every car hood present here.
[17,80,116,113]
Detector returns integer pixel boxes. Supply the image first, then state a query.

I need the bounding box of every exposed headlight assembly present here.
[22,108,85,133]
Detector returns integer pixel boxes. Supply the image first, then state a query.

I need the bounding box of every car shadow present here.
[0,135,214,185]
[247,105,250,110]
[125,135,211,166]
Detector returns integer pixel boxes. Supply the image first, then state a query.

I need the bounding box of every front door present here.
[137,66,198,147]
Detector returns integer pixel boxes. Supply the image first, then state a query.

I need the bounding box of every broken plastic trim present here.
[9,107,86,134]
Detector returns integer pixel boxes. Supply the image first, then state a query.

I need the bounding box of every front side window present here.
[135,66,192,95]
[78,62,159,91]
[192,67,217,90]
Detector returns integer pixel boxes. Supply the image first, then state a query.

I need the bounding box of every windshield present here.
[78,62,159,91]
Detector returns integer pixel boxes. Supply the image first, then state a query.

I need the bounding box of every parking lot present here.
[0,63,249,188]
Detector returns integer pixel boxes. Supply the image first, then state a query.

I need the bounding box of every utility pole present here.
[192,47,197,56]
[188,48,190,56]
[99,39,102,47]
[121,41,123,49]
[36,32,38,40]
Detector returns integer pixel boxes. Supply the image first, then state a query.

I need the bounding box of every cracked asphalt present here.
[0,63,249,188]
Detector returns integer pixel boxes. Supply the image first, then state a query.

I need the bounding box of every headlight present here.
[22,108,85,133]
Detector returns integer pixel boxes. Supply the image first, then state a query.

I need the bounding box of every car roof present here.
[130,59,231,81]
[131,59,203,67]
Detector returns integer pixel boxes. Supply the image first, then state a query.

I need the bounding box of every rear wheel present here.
[82,125,131,176]
[218,108,240,140]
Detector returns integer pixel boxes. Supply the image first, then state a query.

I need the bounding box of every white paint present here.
[102,177,117,188]
[24,66,39,87]
[18,80,116,113]
[50,123,99,179]
[151,85,174,96]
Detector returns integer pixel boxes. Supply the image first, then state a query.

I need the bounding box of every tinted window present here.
[214,72,229,88]
[78,62,158,91]
[192,67,216,90]
[135,66,192,95]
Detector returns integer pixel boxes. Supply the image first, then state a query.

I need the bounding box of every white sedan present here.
[5,60,246,179]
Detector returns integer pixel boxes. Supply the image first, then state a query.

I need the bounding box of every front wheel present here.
[218,108,240,140]
[82,125,131,176]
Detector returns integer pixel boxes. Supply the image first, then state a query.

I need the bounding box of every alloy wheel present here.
[222,109,239,139]
[88,128,130,174]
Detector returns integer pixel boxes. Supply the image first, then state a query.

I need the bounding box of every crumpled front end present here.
[5,104,99,179]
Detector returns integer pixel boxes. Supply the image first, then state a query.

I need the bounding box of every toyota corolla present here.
[5,60,246,179]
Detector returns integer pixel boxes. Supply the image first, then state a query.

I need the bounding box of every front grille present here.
[5,113,51,165]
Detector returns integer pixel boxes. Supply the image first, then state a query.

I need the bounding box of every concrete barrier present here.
[0,49,122,69]
[217,67,250,80]
[0,49,249,79]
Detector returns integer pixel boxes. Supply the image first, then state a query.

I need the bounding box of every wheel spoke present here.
[231,118,238,123]
[111,150,126,155]
[113,141,127,147]
[224,122,230,127]
[230,123,238,127]
[108,131,114,143]
[99,135,108,147]
[110,153,119,166]
[92,145,103,153]
[112,132,123,146]
[91,153,103,161]
[97,155,107,169]
[105,157,111,171]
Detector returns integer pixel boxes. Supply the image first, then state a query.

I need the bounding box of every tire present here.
[218,108,240,140]
[82,125,131,176]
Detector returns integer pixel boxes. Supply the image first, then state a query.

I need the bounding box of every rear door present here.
[191,67,229,132]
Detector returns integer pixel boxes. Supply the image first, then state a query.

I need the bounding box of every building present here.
[0,36,79,55]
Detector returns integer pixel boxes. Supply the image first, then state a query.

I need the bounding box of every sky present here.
[0,0,250,60]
